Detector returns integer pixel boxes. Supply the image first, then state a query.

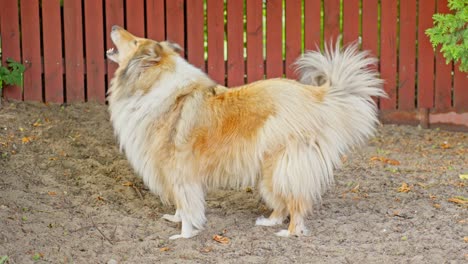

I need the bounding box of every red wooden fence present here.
[0,0,467,130]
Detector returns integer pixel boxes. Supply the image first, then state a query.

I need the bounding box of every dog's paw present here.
[169,230,199,240]
[162,214,181,223]
[255,215,283,226]
[275,229,290,237]
[275,227,310,237]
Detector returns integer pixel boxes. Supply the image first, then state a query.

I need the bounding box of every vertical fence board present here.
[186,0,204,70]
[20,0,42,101]
[323,0,340,42]
[0,0,22,100]
[246,0,264,83]
[453,64,468,112]
[207,0,225,84]
[266,0,283,78]
[126,0,145,37]
[434,0,452,111]
[343,0,360,46]
[84,0,106,103]
[417,0,436,109]
[42,0,63,103]
[361,0,379,57]
[146,0,165,40]
[398,0,416,110]
[304,0,321,50]
[227,0,245,86]
[166,0,185,50]
[63,0,85,102]
[285,0,301,78]
[379,0,397,110]
[105,0,124,84]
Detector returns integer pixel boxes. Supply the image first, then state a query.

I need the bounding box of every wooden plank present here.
[42,0,63,103]
[105,0,124,85]
[20,0,42,101]
[379,0,398,110]
[398,0,417,110]
[186,0,205,70]
[166,0,185,51]
[323,0,340,42]
[84,0,106,103]
[206,0,225,84]
[125,0,145,37]
[304,0,321,50]
[434,0,452,111]
[361,0,379,57]
[285,0,302,78]
[227,0,245,86]
[246,0,264,83]
[146,0,165,40]
[342,0,360,46]
[265,0,283,78]
[63,0,85,102]
[453,63,468,112]
[0,0,22,100]
[417,0,435,109]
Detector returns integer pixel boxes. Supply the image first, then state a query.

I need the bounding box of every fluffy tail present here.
[295,41,386,170]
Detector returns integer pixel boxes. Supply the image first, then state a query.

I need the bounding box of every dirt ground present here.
[0,101,466,264]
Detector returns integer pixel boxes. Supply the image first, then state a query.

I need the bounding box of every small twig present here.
[132,185,144,200]
[90,217,114,245]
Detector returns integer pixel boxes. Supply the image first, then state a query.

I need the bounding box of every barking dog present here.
[106,25,386,239]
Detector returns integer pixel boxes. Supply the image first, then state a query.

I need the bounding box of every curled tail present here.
[295,41,386,168]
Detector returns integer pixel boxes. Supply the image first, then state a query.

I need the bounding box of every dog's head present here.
[107,25,182,69]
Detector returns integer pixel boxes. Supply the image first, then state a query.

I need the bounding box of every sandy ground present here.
[0,101,466,264]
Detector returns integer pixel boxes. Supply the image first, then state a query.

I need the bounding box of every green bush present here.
[0,58,25,94]
[425,0,468,72]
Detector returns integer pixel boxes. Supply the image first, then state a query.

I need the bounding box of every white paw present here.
[255,216,283,226]
[162,214,181,223]
[275,229,290,237]
[169,230,199,240]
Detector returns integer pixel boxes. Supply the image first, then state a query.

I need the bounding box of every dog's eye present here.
[133,40,138,46]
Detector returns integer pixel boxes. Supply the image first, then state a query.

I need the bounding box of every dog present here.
[106,25,385,239]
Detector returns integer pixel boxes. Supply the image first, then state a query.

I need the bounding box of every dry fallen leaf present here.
[440,142,451,149]
[464,237,468,243]
[122,182,134,187]
[398,183,411,193]
[213,235,230,244]
[433,204,441,209]
[460,174,468,181]
[32,120,42,127]
[200,247,213,253]
[159,247,170,252]
[448,197,468,205]
[21,137,33,144]
[47,191,57,196]
[370,156,400,165]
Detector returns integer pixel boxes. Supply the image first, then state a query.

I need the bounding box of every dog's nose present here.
[112,25,121,31]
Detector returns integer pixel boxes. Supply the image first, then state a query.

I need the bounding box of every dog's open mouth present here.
[107,47,118,56]
[107,47,119,63]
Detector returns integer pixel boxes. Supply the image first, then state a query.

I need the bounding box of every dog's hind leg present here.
[276,198,310,237]
[169,183,206,239]
[256,178,288,226]
[256,154,288,226]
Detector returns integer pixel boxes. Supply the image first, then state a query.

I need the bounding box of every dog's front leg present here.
[162,209,181,223]
[168,183,206,239]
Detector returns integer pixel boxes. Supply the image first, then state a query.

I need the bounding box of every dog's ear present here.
[139,43,163,68]
[162,41,183,54]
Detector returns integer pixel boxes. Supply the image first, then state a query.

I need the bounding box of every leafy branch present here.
[425,0,468,72]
